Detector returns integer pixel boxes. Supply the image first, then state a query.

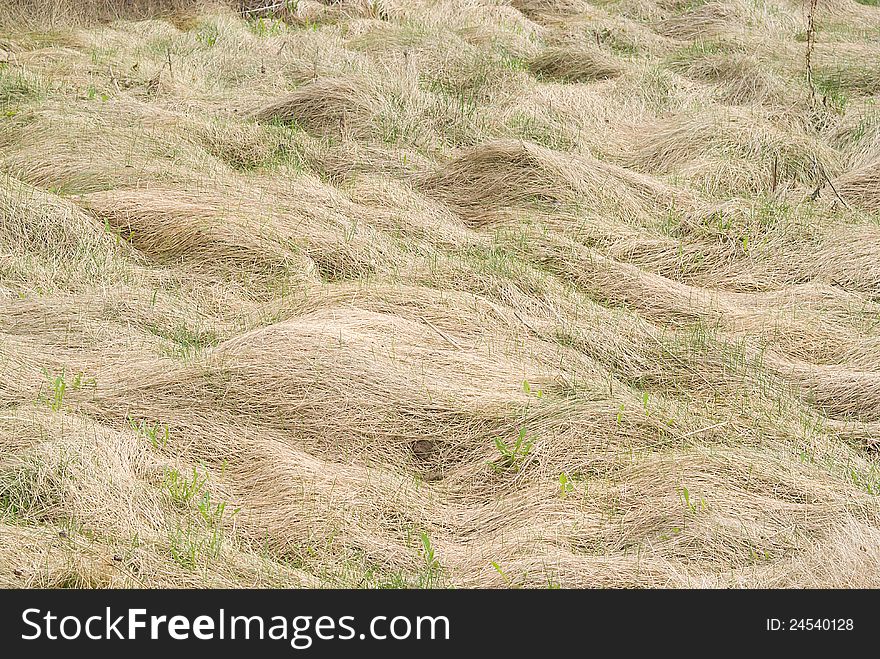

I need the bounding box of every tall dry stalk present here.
[805,0,819,107]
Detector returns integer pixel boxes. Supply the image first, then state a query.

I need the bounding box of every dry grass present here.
[529,46,627,82]
[836,160,880,210]
[1,0,880,589]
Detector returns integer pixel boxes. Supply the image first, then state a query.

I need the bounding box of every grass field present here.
[1,0,879,588]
